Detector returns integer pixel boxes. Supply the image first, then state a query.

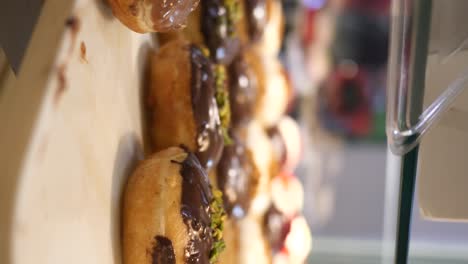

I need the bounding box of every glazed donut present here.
[253,0,284,57]
[244,120,276,215]
[244,51,291,128]
[268,214,312,264]
[263,206,312,264]
[217,130,259,219]
[108,0,200,33]
[232,0,268,46]
[160,0,242,64]
[266,116,302,174]
[270,172,304,217]
[242,0,268,43]
[227,54,258,128]
[122,147,226,264]
[217,218,240,264]
[148,39,228,171]
[238,215,272,264]
[237,210,312,264]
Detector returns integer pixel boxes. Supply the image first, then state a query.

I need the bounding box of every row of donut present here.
[113,0,312,263]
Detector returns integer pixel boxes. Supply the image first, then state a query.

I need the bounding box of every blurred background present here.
[277,0,468,263]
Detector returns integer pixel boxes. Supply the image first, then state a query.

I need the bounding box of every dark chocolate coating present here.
[266,126,287,170]
[200,0,241,64]
[217,133,256,218]
[228,55,257,128]
[244,0,267,41]
[190,45,225,170]
[263,205,291,253]
[177,151,214,264]
[152,236,176,264]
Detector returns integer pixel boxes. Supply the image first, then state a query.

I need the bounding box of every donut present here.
[238,215,272,264]
[231,0,268,47]
[108,0,200,32]
[227,54,258,128]
[159,0,242,64]
[217,130,259,219]
[269,215,312,264]
[237,209,312,264]
[266,116,302,174]
[253,0,284,57]
[244,120,276,215]
[270,172,304,217]
[122,147,226,264]
[244,51,291,127]
[148,39,230,171]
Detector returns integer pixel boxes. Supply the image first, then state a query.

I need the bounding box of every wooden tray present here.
[0,0,155,262]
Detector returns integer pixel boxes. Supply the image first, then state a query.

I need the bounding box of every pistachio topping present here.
[225,0,241,36]
[209,189,227,263]
[201,46,211,58]
[214,64,233,145]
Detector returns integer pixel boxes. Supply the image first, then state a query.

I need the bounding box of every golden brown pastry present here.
[159,0,242,65]
[215,121,276,219]
[252,0,284,57]
[244,120,276,215]
[238,215,272,264]
[217,218,240,264]
[272,116,302,171]
[263,116,303,180]
[244,51,291,128]
[237,202,311,264]
[122,147,226,264]
[108,0,200,32]
[270,172,304,218]
[148,39,228,171]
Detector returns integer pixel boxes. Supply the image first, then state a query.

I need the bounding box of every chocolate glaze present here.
[266,126,287,169]
[263,205,291,253]
[228,55,257,128]
[190,45,225,170]
[217,133,256,218]
[244,0,267,41]
[152,236,176,264]
[176,151,214,264]
[200,0,240,64]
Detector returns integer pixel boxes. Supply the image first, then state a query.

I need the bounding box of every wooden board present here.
[0,0,155,262]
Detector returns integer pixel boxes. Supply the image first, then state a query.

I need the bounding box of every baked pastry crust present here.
[108,0,200,32]
[148,39,224,171]
[122,147,189,264]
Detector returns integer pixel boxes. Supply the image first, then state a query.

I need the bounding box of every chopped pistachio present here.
[214,65,233,145]
[209,188,227,263]
[225,0,240,36]
[201,46,211,57]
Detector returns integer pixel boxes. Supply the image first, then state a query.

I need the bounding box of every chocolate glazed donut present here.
[158,0,242,65]
[122,147,226,264]
[148,39,224,171]
[108,0,200,32]
[200,0,241,64]
[244,0,267,41]
[227,55,258,128]
[217,132,259,218]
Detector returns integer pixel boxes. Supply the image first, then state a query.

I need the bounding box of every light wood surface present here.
[0,0,154,262]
